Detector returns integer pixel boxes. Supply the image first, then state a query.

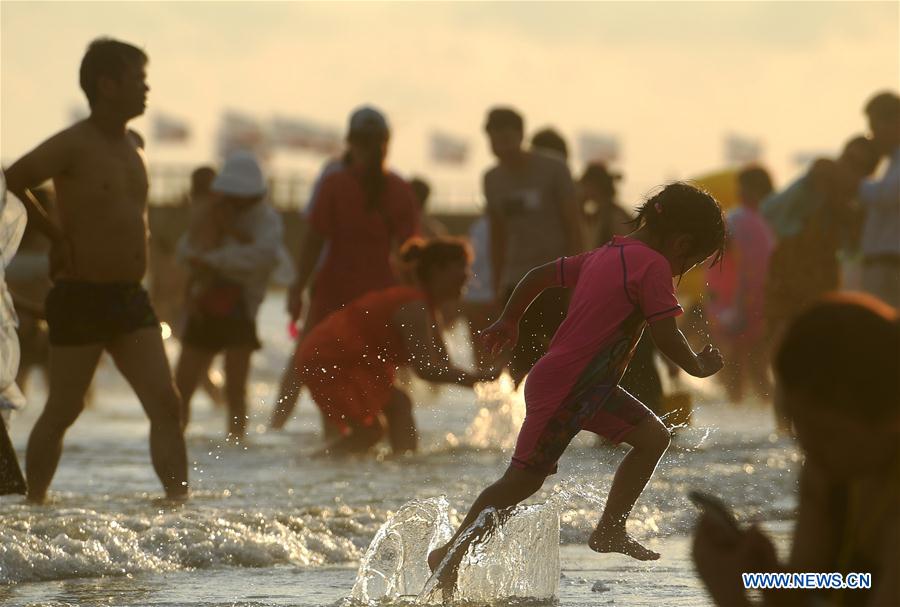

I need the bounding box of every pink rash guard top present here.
[514,236,683,472]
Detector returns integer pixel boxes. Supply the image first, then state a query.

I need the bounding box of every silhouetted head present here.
[409,177,431,210]
[835,135,880,190]
[190,166,216,199]
[400,237,473,303]
[580,162,621,206]
[531,128,569,161]
[79,38,148,117]
[865,90,900,155]
[737,165,774,208]
[775,293,899,478]
[346,106,390,170]
[631,182,726,278]
[485,107,525,164]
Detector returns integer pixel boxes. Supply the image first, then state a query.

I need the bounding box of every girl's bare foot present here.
[589,526,660,561]
[424,543,461,599]
[427,545,449,573]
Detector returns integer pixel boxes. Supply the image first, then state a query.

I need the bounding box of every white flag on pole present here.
[578,132,620,164]
[429,131,469,165]
[724,133,763,165]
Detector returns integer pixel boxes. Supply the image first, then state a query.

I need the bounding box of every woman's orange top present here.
[295,286,429,428]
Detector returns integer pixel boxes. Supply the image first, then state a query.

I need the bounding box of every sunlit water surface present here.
[2,294,798,606]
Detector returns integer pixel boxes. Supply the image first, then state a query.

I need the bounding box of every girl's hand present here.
[696,345,724,377]
[479,317,518,357]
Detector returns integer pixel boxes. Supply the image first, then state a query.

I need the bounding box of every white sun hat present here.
[212,150,267,197]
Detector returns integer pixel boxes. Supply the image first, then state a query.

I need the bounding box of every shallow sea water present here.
[1,294,799,606]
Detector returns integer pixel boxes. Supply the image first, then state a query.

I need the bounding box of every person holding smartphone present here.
[692,293,899,607]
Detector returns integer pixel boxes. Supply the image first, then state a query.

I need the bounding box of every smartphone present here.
[689,490,741,539]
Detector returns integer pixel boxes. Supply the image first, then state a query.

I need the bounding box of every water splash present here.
[352,496,559,605]
[442,502,559,604]
[464,374,524,451]
[351,497,452,602]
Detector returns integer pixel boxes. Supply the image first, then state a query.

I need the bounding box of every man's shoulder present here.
[385,170,413,189]
[319,165,353,190]
[40,120,89,151]
[529,149,570,175]
[481,165,502,202]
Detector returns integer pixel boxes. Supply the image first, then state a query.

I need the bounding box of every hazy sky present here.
[2,1,898,209]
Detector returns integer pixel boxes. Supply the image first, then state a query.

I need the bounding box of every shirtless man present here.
[3,38,188,503]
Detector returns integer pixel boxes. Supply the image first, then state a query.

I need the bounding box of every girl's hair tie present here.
[654,201,663,213]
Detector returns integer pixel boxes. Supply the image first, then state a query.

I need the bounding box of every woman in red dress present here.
[271,238,498,454]
[273,107,420,430]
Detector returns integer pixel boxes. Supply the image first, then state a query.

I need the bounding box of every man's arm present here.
[292,226,325,296]
[286,224,325,322]
[3,131,73,243]
[488,206,506,298]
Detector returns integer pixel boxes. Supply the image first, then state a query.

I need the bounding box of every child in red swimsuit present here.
[429,183,727,586]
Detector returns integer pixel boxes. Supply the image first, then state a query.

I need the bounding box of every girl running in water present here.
[429,182,726,583]
[271,237,498,454]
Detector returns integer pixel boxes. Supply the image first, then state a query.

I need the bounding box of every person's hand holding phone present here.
[690,491,780,607]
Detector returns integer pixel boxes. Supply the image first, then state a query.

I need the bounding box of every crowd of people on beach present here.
[1,37,897,606]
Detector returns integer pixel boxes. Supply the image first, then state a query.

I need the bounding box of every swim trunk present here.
[45,281,159,346]
[181,281,260,351]
[511,384,653,475]
[181,314,260,351]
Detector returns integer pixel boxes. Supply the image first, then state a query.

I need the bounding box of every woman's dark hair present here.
[347,132,388,214]
[841,134,881,177]
[630,182,726,275]
[531,128,569,160]
[400,237,472,284]
[79,38,147,108]
[775,293,899,422]
[409,177,431,208]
